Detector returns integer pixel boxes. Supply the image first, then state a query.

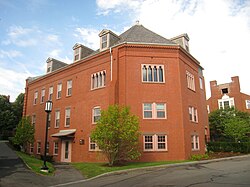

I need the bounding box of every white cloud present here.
[0,67,32,101]
[96,0,250,97]
[0,50,22,58]
[47,34,59,42]
[48,49,61,58]
[74,27,100,49]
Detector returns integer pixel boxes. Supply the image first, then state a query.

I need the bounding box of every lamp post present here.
[41,100,53,172]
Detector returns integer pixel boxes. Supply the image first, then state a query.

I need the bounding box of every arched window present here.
[95,73,99,88]
[92,74,95,89]
[153,66,158,82]
[142,65,147,81]
[99,72,102,87]
[148,66,152,81]
[103,71,106,86]
[159,66,163,82]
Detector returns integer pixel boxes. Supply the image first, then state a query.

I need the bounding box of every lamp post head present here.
[45,100,53,113]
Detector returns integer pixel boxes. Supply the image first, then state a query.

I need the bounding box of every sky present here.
[0,0,250,102]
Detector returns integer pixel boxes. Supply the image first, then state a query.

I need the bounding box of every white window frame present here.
[186,71,195,91]
[41,89,45,103]
[89,137,101,151]
[143,134,168,152]
[189,106,198,123]
[101,34,108,50]
[30,143,34,154]
[199,77,203,89]
[53,141,59,155]
[37,141,41,154]
[74,47,81,61]
[47,61,52,73]
[57,83,62,99]
[92,107,101,124]
[191,135,200,151]
[218,97,235,109]
[48,86,53,101]
[32,114,36,126]
[143,103,167,119]
[65,108,71,127]
[34,91,38,105]
[141,64,165,83]
[246,100,250,109]
[55,110,60,128]
[91,70,106,90]
[66,80,72,96]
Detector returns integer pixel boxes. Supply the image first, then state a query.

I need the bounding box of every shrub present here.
[207,142,250,153]
[190,154,209,161]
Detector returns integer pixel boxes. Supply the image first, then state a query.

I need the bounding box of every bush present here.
[207,142,250,153]
[190,154,209,161]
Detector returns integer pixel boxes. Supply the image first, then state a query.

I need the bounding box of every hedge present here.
[207,142,250,153]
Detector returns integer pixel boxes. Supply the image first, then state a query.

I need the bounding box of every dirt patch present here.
[207,152,244,159]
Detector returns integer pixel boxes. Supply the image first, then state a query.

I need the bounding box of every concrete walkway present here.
[0,141,84,187]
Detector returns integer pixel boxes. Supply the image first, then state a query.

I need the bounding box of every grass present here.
[16,151,55,176]
[72,160,189,178]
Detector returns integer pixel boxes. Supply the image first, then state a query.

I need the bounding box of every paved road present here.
[56,155,250,187]
[0,141,84,187]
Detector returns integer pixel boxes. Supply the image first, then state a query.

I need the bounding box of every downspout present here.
[110,47,113,81]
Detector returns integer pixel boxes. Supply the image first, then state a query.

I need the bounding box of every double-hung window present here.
[246,100,250,109]
[37,142,41,154]
[74,48,80,61]
[89,138,100,151]
[143,134,167,151]
[218,96,235,109]
[48,86,53,101]
[93,107,101,124]
[57,83,62,99]
[41,89,45,103]
[143,103,166,119]
[142,64,164,83]
[65,108,71,127]
[55,110,60,128]
[101,35,108,49]
[32,114,36,126]
[186,71,195,91]
[189,106,198,123]
[67,80,72,96]
[191,135,199,150]
[54,142,59,155]
[30,143,34,154]
[34,91,38,105]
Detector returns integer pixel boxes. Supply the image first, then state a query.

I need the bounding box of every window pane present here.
[159,66,163,82]
[157,111,165,118]
[153,66,158,82]
[148,66,152,81]
[142,65,147,81]
[144,111,152,118]
[224,101,230,108]
[144,103,152,110]
[156,104,164,110]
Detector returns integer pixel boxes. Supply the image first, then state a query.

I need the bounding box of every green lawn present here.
[72,160,189,178]
[16,151,55,176]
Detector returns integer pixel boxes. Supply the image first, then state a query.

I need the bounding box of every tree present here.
[91,105,141,166]
[13,116,35,152]
[209,108,250,142]
[12,93,24,126]
[0,95,15,139]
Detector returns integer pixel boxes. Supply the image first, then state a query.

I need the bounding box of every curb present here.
[50,154,250,187]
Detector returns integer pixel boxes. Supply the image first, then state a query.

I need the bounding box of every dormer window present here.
[101,35,108,49]
[221,88,228,94]
[74,47,80,61]
[47,61,52,73]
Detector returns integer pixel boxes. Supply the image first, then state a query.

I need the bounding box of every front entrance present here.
[61,140,72,162]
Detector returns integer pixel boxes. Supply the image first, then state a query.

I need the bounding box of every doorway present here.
[61,140,72,162]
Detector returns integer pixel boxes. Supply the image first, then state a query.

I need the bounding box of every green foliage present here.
[91,105,141,166]
[207,142,250,153]
[209,108,250,142]
[190,154,209,161]
[13,116,35,152]
[0,93,24,139]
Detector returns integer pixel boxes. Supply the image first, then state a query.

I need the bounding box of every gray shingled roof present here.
[117,24,176,45]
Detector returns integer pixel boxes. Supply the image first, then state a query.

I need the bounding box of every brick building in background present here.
[23,23,209,163]
[207,76,250,113]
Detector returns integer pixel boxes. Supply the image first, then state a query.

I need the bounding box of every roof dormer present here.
[46,57,67,74]
[170,33,190,52]
[73,43,94,62]
[99,29,119,51]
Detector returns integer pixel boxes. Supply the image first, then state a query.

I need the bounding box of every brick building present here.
[23,23,208,162]
[207,76,250,113]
